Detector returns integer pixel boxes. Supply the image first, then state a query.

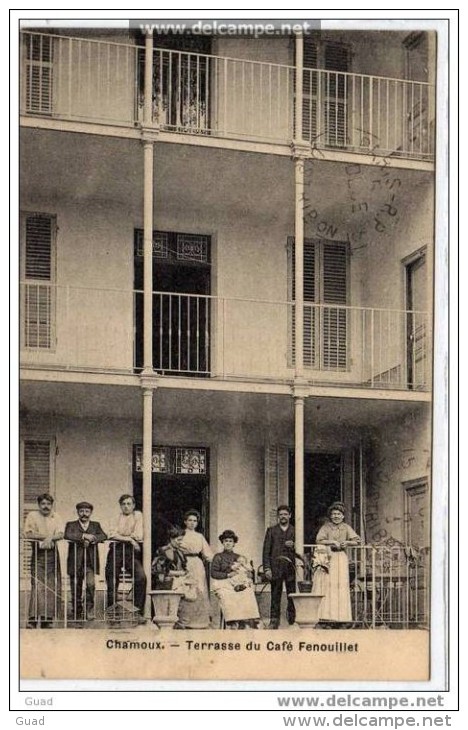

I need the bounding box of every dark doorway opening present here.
[288,451,342,544]
[134,230,211,376]
[405,252,426,389]
[132,445,209,557]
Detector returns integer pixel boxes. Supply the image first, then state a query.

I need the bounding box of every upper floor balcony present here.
[20,31,435,162]
[20,282,429,393]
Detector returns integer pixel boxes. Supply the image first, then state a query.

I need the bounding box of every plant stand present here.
[149,590,182,629]
[290,594,324,628]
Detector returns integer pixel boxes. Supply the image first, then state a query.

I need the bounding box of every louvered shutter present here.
[264,445,289,530]
[302,41,318,142]
[21,440,53,577]
[300,40,349,146]
[323,44,349,147]
[25,34,53,114]
[322,242,348,369]
[289,237,318,368]
[22,215,55,349]
[288,238,348,370]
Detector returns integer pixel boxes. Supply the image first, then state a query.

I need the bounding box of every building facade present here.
[20,27,435,628]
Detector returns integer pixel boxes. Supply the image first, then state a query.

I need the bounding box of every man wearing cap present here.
[64,502,107,621]
[262,504,296,629]
[23,493,64,628]
[105,494,147,621]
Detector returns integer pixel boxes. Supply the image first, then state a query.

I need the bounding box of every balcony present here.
[304,544,430,628]
[20,283,429,391]
[20,540,429,629]
[20,31,435,160]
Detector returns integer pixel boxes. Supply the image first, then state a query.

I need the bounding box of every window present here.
[21,213,56,349]
[288,237,349,369]
[301,38,350,147]
[20,439,55,577]
[24,33,53,114]
[403,478,429,549]
[137,34,212,131]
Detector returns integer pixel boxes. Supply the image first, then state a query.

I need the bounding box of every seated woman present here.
[312,501,361,627]
[211,530,260,629]
[151,526,190,593]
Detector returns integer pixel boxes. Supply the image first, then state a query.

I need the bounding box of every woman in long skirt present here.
[313,501,361,627]
[211,529,260,628]
[177,509,213,628]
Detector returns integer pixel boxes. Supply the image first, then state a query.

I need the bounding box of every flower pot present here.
[297,580,313,594]
[289,594,324,628]
[149,590,182,629]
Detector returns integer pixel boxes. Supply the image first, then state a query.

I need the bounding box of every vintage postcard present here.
[16,13,447,687]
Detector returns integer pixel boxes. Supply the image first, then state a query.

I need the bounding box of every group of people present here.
[23,493,361,630]
[23,493,147,627]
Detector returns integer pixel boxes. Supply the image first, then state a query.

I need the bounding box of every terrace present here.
[20,31,435,161]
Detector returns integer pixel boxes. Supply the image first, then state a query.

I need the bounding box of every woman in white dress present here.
[313,501,361,627]
[177,509,213,628]
[211,530,260,629]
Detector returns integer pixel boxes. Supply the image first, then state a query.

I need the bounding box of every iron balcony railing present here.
[21,540,141,628]
[303,543,430,628]
[302,67,434,159]
[20,283,429,391]
[20,31,435,159]
[21,540,429,629]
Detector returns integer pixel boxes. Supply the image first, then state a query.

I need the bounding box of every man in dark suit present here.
[262,505,296,629]
[64,502,107,621]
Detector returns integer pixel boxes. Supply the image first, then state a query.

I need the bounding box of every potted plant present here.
[280,551,326,628]
[149,553,186,629]
[279,552,314,592]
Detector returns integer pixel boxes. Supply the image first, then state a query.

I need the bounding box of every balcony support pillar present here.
[295,31,304,141]
[294,154,305,379]
[142,139,154,374]
[144,32,153,125]
[142,387,153,617]
[293,389,307,555]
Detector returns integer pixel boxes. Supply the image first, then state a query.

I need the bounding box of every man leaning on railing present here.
[64,501,107,624]
[104,494,147,624]
[23,493,64,628]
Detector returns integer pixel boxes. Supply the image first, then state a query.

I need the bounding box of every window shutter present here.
[25,216,52,280]
[322,242,348,368]
[23,441,51,503]
[289,238,317,367]
[288,238,349,370]
[22,214,55,349]
[322,242,347,304]
[323,44,348,147]
[21,440,53,577]
[25,34,53,114]
[264,445,289,530]
[301,41,349,146]
[302,41,318,141]
[324,43,349,73]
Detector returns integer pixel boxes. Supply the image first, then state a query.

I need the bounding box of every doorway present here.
[405,251,427,389]
[134,230,211,376]
[132,444,210,557]
[136,33,212,132]
[288,450,342,544]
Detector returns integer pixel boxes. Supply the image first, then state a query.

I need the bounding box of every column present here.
[143,32,154,375]
[143,141,154,374]
[294,393,305,555]
[292,31,310,557]
[144,31,153,125]
[292,32,310,381]
[294,156,305,379]
[294,31,304,141]
[142,387,153,616]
